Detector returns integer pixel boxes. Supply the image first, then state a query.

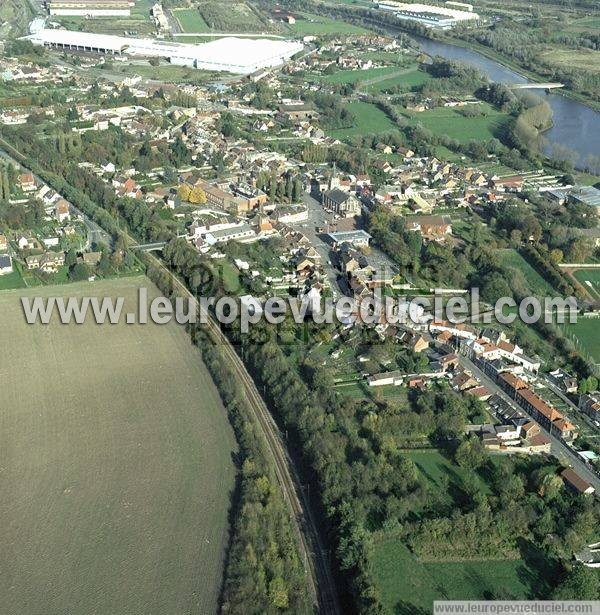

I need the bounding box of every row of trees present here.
[146,242,312,614]
[255,171,303,203]
[178,183,207,205]
[2,121,316,613]
[0,162,15,202]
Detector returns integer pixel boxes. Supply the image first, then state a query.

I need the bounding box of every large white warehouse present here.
[376,1,479,28]
[26,29,304,74]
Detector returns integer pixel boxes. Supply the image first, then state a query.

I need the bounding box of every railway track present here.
[143,252,341,615]
[0,139,340,613]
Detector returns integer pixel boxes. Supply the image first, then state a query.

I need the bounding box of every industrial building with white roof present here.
[26,29,304,74]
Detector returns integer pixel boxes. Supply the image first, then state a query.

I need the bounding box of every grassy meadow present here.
[500,249,557,295]
[288,12,372,36]
[330,101,396,138]
[371,539,554,613]
[173,8,211,33]
[563,316,600,365]
[402,104,509,143]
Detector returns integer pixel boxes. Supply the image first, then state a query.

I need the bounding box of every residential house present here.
[18,172,36,192]
[490,175,524,192]
[429,320,477,341]
[452,371,478,392]
[561,468,595,496]
[0,253,12,275]
[467,386,492,401]
[579,392,600,423]
[405,215,452,241]
[26,252,65,273]
[439,353,459,372]
[408,334,429,354]
[550,369,578,394]
[277,103,317,122]
[368,370,404,387]
[397,147,415,158]
[82,252,102,267]
[55,199,70,223]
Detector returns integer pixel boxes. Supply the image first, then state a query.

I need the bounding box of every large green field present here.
[500,249,557,295]
[402,104,509,143]
[569,16,600,31]
[330,101,396,138]
[372,539,554,613]
[320,66,406,86]
[0,278,237,614]
[0,268,25,290]
[288,12,372,36]
[366,68,431,93]
[198,0,266,33]
[173,8,211,33]
[539,48,600,74]
[318,65,431,94]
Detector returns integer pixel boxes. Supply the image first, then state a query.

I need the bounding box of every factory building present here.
[25,29,304,74]
[375,1,479,28]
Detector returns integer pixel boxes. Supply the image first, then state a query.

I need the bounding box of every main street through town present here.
[294,192,398,297]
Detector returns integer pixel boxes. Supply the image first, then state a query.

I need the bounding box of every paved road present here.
[456,350,600,492]
[172,32,285,39]
[294,193,342,295]
[294,193,398,296]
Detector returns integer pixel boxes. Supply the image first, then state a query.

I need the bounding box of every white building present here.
[203,223,256,245]
[26,30,304,75]
[376,1,479,29]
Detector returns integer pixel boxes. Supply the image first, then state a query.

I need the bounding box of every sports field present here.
[573,267,600,301]
[0,277,237,615]
[329,101,396,138]
[563,316,600,364]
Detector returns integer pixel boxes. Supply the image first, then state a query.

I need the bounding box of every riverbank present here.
[413,35,600,170]
[439,34,600,114]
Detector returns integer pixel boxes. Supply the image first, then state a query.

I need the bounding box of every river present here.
[415,37,600,170]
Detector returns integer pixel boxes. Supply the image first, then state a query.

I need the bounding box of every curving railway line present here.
[0,137,341,613]
[142,251,342,615]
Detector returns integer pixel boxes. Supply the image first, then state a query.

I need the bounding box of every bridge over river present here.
[510,83,564,90]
